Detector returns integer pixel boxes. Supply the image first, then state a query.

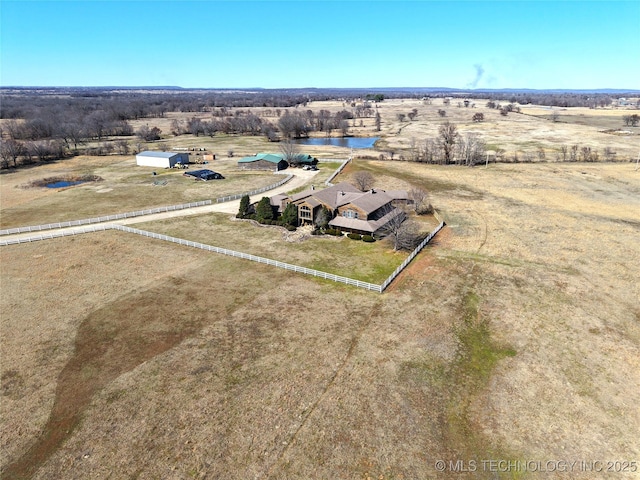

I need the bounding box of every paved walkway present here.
[1,170,320,243]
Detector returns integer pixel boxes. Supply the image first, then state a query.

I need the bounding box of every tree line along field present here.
[1,89,639,171]
[1,155,639,478]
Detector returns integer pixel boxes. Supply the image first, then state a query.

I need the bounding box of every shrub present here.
[362,235,375,242]
[416,203,434,215]
[347,233,362,240]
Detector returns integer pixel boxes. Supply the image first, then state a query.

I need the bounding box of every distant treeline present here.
[2,87,638,121]
[0,87,637,169]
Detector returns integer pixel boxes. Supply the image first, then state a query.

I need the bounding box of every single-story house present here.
[237,153,288,171]
[275,181,410,236]
[136,151,189,168]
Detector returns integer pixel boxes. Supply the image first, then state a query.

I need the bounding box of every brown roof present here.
[329,207,405,233]
[276,182,408,218]
[290,182,360,209]
[347,190,394,215]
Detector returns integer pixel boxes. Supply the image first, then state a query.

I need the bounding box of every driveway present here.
[1,169,320,243]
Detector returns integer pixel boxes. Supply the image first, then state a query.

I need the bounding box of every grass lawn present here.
[134,212,411,284]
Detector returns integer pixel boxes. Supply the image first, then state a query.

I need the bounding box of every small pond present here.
[293,137,379,149]
[45,180,87,188]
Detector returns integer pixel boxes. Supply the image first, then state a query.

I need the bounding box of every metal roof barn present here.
[136,151,189,168]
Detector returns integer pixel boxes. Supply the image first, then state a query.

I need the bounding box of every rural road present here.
[1,169,322,243]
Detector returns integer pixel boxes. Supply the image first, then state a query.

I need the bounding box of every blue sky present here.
[1,0,638,89]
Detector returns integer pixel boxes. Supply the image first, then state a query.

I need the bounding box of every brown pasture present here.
[2,153,639,479]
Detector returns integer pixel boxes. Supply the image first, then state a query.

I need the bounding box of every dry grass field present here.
[2,141,639,480]
[125,98,640,160]
[0,154,284,228]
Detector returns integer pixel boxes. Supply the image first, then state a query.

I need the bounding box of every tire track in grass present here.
[264,301,382,479]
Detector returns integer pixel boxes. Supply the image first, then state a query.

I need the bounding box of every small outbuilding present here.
[136,151,190,168]
[183,169,224,181]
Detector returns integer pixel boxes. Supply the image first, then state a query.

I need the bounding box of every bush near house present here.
[347,233,362,240]
[362,235,375,242]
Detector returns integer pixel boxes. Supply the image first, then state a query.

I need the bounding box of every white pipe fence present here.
[215,174,292,203]
[325,159,351,186]
[0,174,294,236]
[379,221,445,291]
[0,200,212,236]
[111,225,383,292]
[0,224,114,245]
[0,221,445,293]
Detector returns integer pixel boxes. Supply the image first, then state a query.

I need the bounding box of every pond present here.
[293,137,379,149]
[45,180,87,188]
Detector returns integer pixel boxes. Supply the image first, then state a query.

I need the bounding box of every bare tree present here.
[409,187,433,214]
[457,133,486,166]
[472,112,484,122]
[559,145,569,162]
[0,139,25,168]
[570,144,579,162]
[352,171,375,191]
[379,206,416,251]
[280,139,301,165]
[114,139,130,155]
[27,140,54,162]
[437,121,459,164]
[374,112,381,132]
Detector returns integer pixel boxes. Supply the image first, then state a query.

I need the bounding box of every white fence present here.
[215,174,292,203]
[325,159,351,186]
[0,174,294,237]
[379,222,445,291]
[0,221,445,293]
[111,225,383,292]
[0,200,212,236]
[0,224,114,246]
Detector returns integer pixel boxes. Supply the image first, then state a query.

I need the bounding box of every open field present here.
[2,157,639,478]
[0,154,282,228]
[126,98,639,163]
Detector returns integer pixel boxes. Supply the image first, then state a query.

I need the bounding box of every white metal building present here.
[136,151,189,168]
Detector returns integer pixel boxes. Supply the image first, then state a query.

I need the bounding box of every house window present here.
[342,209,358,219]
[300,205,312,220]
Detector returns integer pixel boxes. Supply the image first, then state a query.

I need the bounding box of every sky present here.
[1,0,639,90]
